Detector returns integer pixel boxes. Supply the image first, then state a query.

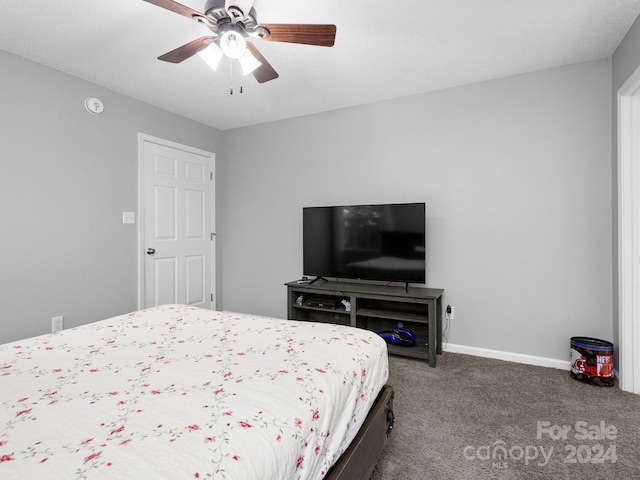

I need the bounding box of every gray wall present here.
[220,58,613,363]
[0,50,223,344]
[611,13,640,355]
[0,43,622,365]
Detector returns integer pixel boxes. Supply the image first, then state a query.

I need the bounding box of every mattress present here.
[0,305,388,480]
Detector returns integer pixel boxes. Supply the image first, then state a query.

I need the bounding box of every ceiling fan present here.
[143,0,336,83]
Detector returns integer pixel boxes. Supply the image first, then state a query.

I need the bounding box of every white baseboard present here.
[443,343,571,371]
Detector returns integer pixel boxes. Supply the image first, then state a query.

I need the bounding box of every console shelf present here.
[286,280,444,367]
[356,307,428,324]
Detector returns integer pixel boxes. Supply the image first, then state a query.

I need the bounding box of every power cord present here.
[443,304,452,349]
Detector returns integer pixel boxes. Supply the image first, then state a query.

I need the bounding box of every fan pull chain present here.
[229,60,244,95]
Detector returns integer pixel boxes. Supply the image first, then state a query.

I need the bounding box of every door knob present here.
[146,248,156,255]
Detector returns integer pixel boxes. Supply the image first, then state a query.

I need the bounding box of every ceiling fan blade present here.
[259,24,336,47]
[246,43,279,83]
[143,0,203,20]
[158,36,216,63]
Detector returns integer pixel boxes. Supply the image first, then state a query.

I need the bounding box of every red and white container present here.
[570,337,614,387]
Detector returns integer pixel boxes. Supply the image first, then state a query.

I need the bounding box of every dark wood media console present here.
[286,280,444,367]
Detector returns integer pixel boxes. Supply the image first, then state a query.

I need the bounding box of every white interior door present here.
[617,65,640,394]
[139,135,215,310]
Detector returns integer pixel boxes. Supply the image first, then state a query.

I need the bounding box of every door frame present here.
[617,65,640,394]
[137,133,216,311]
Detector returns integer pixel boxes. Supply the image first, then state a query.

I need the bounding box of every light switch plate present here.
[122,212,135,224]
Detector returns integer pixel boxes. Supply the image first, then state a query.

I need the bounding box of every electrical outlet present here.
[446,305,454,320]
[52,316,64,333]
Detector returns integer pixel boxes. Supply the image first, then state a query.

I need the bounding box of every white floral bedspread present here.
[0,305,388,479]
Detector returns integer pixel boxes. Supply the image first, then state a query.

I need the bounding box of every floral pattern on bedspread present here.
[0,305,388,480]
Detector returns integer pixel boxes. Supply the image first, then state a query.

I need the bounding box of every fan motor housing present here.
[202,0,259,35]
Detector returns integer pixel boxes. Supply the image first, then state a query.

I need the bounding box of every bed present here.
[0,305,393,479]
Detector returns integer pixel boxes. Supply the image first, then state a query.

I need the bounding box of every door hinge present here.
[210,293,214,302]
[210,172,213,181]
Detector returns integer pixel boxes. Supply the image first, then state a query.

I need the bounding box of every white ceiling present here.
[1,0,639,131]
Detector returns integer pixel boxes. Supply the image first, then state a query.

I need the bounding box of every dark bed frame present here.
[324,384,394,480]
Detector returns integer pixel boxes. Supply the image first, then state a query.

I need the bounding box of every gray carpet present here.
[370,352,640,479]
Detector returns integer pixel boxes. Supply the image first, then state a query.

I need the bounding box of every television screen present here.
[303,202,426,284]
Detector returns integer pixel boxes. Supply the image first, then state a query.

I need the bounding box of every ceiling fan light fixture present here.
[197,43,224,71]
[238,48,262,75]
[148,0,337,84]
[220,30,247,59]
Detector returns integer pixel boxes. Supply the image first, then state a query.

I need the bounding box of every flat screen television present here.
[303,202,426,284]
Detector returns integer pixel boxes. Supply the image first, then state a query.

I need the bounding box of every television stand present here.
[285,280,444,367]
